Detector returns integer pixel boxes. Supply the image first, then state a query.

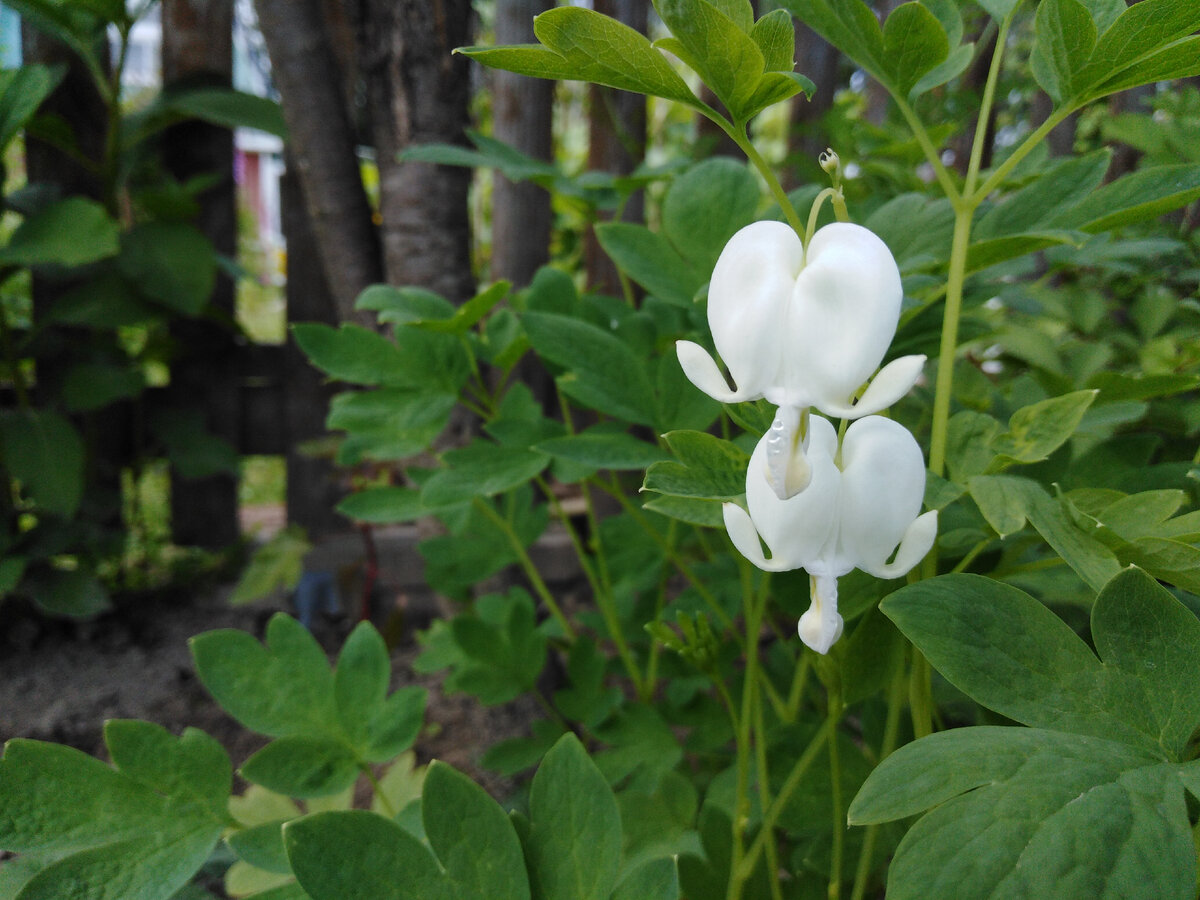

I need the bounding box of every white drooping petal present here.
[701,221,805,403]
[777,222,904,414]
[675,340,755,403]
[817,354,927,419]
[836,416,930,575]
[742,415,840,571]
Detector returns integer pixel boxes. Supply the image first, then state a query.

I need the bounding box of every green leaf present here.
[882,2,950,97]
[164,87,287,138]
[61,362,144,412]
[643,431,749,500]
[752,8,796,71]
[45,271,160,329]
[327,388,456,465]
[0,410,84,517]
[595,223,703,307]
[190,613,337,738]
[285,810,450,900]
[849,727,1197,900]
[642,495,726,528]
[909,40,973,97]
[988,389,1097,469]
[356,284,455,324]
[1091,567,1200,758]
[969,474,1031,537]
[1075,0,1200,100]
[402,131,560,186]
[334,624,390,748]
[534,429,669,470]
[660,159,760,278]
[151,409,238,480]
[240,737,360,798]
[0,65,65,153]
[226,821,291,874]
[976,150,1112,240]
[421,441,549,507]
[1030,0,1096,104]
[118,223,216,316]
[1051,164,1200,234]
[294,322,468,393]
[975,0,1021,21]
[21,567,110,618]
[336,486,426,524]
[654,0,766,120]
[525,734,622,900]
[612,858,681,900]
[446,589,547,706]
[103,721,231,821]
[361,686,426,762]
[230,526,313,605]
[460,7,700,108]
[523,311,658,425]
[882,572,1187,753]
[1085,35,1200,98]
[0,197,119,268]
[422,763,531,900]
[1019,480,1123,592]
[1117,538,1200,596]
[776,0,889,91]
[0,729,228,900]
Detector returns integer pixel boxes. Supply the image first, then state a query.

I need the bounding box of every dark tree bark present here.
[281,166,344,538]
[162,0,241,548]
[491,0,554,288]
[359,0,475,302]
[784,21,841,188]
[584,0,648,296]
[254,0,383,320]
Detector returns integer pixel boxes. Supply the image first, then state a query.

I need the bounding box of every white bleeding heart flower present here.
[722,414,938,655]
[676,220,925,422]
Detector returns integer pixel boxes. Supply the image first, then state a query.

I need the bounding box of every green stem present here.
[970,105,1074,205]
[727,567,768,900]
[895,99,960,205]
[581,478,646,699]
[827,685,845,900]
[927,206,974,481]
[849,660,908,900]
[963,9,1016,201]
[753,675,785,900]
[362,765,396,819]
[785,653,812,723]
[714,117,805,237]
[739,717,836,880]
[472,497,574,639]
[950,538,990,574]
[909,649,933,740]
[600,478,741,643]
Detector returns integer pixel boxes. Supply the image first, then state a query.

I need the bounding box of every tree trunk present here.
[584,0,648,296]
[359,0,475,302]
[490,0,554,288]
[282,165,344,539]
[254,0,383,320]
[162,0,241,548]
[784,21,841,189]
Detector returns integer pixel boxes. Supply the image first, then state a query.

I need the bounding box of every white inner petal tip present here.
[764,406,811,500]
[798,573,844,654]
